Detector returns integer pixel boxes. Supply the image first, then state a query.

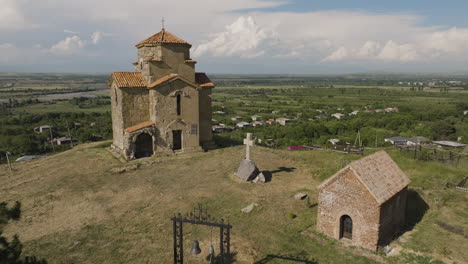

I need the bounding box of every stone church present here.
[316,151,410,250]
[109,28,215,160]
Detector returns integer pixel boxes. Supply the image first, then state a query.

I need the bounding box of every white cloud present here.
[64,29,80,34]
[356,41,381,59]
[1,0,468,72]
[0,43,46,64]
[0,0,37,30]
[193,16,278,58]
[49,36,86,55]
[323,47,348,62]
[377,41,418,62]
[91,32,102,44]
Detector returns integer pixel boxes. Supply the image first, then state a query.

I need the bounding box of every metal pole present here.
[173,219,177,264]
[220,227,224,262]
[5,152,12,173]
[179,222,183,264]
[226,226,231,255]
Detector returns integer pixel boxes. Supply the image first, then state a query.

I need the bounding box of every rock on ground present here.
[241,203,258,213]
[236,159,259,181]
[294,192,308,200]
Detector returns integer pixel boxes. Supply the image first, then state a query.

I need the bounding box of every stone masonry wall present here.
[149,79,200,152]
[198,87,213,146]
[317,168,381,250]
[121,87,150,129]
[111,84,124,150]
[378,187,408,246]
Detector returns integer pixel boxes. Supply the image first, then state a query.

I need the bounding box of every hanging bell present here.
[209,244,214,255]
[191,240,202,255]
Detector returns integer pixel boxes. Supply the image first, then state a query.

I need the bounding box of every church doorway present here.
[172,130,182,150]
[134,133,153,159]
[340,215,353,240]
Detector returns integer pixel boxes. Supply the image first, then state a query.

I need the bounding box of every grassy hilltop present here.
[0,143,467,263]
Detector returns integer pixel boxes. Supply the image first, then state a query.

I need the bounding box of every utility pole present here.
[375,131,378,148]
[66,120,74,148]
[49,127,55,152]
[5,151,12,173]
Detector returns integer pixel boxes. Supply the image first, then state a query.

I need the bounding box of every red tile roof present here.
[125,121,155,133]
[147,74,180,88]
[110,72,147,88]
[195,72,215,87]
[318,151,410,205]
[135,29,191,48]
[184,59,197,63]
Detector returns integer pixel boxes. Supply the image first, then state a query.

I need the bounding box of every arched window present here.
[176,94,181,115]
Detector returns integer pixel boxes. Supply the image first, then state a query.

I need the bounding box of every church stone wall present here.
[121,87,150,128]
[149,79,200,152]
[317,169,381,251]
[199,87,213,146]
[111,84,124,150]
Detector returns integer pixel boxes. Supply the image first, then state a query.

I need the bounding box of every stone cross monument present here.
[243,133,254,160]
[236,133,260,181]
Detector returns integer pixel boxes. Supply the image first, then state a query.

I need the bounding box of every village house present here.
[236,121,252,128]
[406,136,430,146]
[327,138,340,145]
[252,121,264,127]
[212,125,226,133]
[464,110,468,115]
[317,151,410,251]
[90,121,104,127]
[433,141,467,148]
[349,110,359,116]
[271,110,280,114]
[315,113,327,119]
[213,110,226,115]
[34,125,52,133]
[275,117,291,126]
[331,113,345,119]
[108,28,215,160]
[266,119,275,125]
[251,115,262,121]
[384,136,408,145]
[385,107,399,113]
[53,137,75,146]
[231,116,243,121]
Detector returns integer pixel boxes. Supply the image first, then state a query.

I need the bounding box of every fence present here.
[395,145,468,169]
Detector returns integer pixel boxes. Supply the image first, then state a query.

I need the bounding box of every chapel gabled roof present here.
[318,151,410,205]
[110,72,147,88]
[135,29,192,48]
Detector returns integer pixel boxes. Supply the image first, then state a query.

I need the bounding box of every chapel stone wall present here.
[317,169,381,250]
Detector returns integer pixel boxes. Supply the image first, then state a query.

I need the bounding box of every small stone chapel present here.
[316,151,410,251]
[108,28,215,160]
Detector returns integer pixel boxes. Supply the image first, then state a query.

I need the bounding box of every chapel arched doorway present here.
[134,133,153,159]
[340,215,353,239]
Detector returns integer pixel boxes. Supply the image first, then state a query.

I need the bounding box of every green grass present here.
[10,101,110,114]
[0,144,466,263]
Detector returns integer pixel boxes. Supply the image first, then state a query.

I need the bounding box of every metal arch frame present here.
[172,204,232,264]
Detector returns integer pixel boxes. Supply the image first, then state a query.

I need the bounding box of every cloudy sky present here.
[1,0,468,74]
